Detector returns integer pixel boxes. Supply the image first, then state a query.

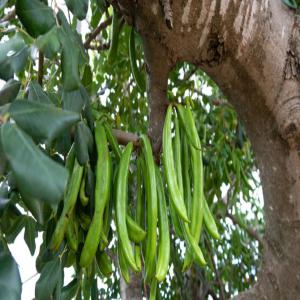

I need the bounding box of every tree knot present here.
[201,34,225,67]
[274,95,300,149]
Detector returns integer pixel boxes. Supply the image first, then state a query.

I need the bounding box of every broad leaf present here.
[0,34,29,80]
[59,30,81,92]
[0,250,22,300]
[0,80,21,105]
[53,267,63,300]
[0,149,7,178]
[5,215,26,243]
[57,10,87,91]
[21,195,52,225]
[24,216,37,255]
[28,81,53,105]
[16,0,56,38]
[0,183,10,215]
[35,257,61,300]
[74,121,93,165]
[0,198,10,213]
[61,279,78,300]
[1,123,68,205]
[35,27,61,59]
[62,88,85,113]
[57,10,87,65]
[82,65,93,95]
[65,0,89,20]
[9,100,80,142]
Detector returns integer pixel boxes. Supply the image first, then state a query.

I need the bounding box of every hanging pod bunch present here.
[48,103,220,296]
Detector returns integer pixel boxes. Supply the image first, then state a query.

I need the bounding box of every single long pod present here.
[176,104,201,150]
[155,166,170,282]
[127,214,146,243]
[134,156,144,272]
[140,134,158,282]
[129,27,146,92]
[170,115,184,238]
[115,142,138,271]
[204,198,220,240]
[50,159,83,251]
[80,123,111,267]
[118,242,131,284]
[163,105,189,222]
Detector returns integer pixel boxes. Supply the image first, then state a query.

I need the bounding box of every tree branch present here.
[206,239,226,300]
[0,8,15,23]
[85,43,110,51]
[38,51,44,86]
[226,212,264,247]
[84,17,112,49]
[112,129,139,147]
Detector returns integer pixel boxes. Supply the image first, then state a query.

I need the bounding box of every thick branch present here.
[84,17,112,49]
[112,129,139,147]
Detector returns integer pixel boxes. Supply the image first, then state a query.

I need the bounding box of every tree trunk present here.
[115,1,300,299]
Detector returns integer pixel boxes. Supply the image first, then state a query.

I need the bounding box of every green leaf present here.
[9,100,80,142]
[5,215,26,243]
[0,132,8,177]
[0,198,10,214]
[59,30,81,92]
[0,80,21,105]
[0,34,29,80]
[21,196,52,225]
[1,123,68,205]
[53,267,63,300]
[82,65,93,95]
[61,279,78,300]
[57,10,88,91]
[28,81,53,105]
[35,27,61,59]
[74,121,93,165]
[62,89,85,113]
[282,0,299,9]
[35,257,61,300]
[65,0,89,20]
[24,216,37,255]
[16,0,56,38]
[0,250,22,300]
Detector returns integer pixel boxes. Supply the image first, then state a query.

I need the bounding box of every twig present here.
[206,239,226,300]
[192,88,232,107]
[0,8,15,23]
[38,51,44,86]
[226,212,264,247]
[22,272,38,285]
[84,17,112,49]
[112,129,140,147]
[85,42,110,51]
[177,66,197,85]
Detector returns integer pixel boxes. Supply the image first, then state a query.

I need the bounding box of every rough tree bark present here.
[113,1,300,299]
